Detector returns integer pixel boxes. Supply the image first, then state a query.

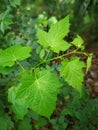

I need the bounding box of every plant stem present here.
[16,61,25,71]
[33,50,88,69]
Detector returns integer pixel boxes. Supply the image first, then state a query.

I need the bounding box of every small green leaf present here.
[0,8,13,33]
[86,53,93,73]
[71,35,84,50]
[48,16,57,27]
[0,66,14,74]
[60,57,86,93]
[37,15,72,53]
[0,104,14,130]
[10,0,21,6]
[40,49,45,59]
[0,45,32,67]
[18,118,32,130]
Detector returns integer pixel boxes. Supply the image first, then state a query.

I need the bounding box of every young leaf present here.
[86,53,93,73]
[8,68,61,119]
[71,35,84,50]
[0,45,32,67]
[40,49,45,59]
[60,57,86,93]
[37,15,72,53]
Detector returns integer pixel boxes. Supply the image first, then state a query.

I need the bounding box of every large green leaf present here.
[8,68,61,119]
[0,44,31,67]
[37,15,71,53]
[60,57,86,93]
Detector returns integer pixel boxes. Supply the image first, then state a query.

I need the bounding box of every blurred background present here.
[0,0,98,46]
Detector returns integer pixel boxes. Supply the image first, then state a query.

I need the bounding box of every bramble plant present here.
[0,15,92,120]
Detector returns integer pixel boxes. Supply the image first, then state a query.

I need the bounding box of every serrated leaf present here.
[50,39,71,52]
[18,118,32,130]
[8,68,61,119]
[49,15,70,39]
[37,15,72,53]
[86,53,93,73]
[71,35,84,50]
[0,104,14,130]
[0,44,31,67]
[60,57,86,93]
[8,86,28,120]
[37,29,50,48]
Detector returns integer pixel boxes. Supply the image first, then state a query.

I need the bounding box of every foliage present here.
[50,86,98,130]
[0,0,98,130]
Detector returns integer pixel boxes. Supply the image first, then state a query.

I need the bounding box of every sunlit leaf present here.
[37,15,72,53]
[60,57,86,93]
[0,45,32,67]
[8,68,61,119]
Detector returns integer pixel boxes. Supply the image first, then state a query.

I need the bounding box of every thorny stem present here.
[32,49,89,69]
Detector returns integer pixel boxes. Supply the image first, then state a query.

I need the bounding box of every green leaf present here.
[37,29,50,48]
[10,0,21,7]
[0,103,14,130]
[37,15,72,53]
[8,86,28,120]
[49,39,71,53]
[40,49,45,59]
[0,8,13,33]
[0,45,32,67]
[60,57,86,93]
[71,35,84,50]
[48,15,70,39]
[0,114,14,130]
[8,68,61,119]
[0,66,15,74]
[18,118,32,130]
[1,19,13,33]
[86,53,93,73]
